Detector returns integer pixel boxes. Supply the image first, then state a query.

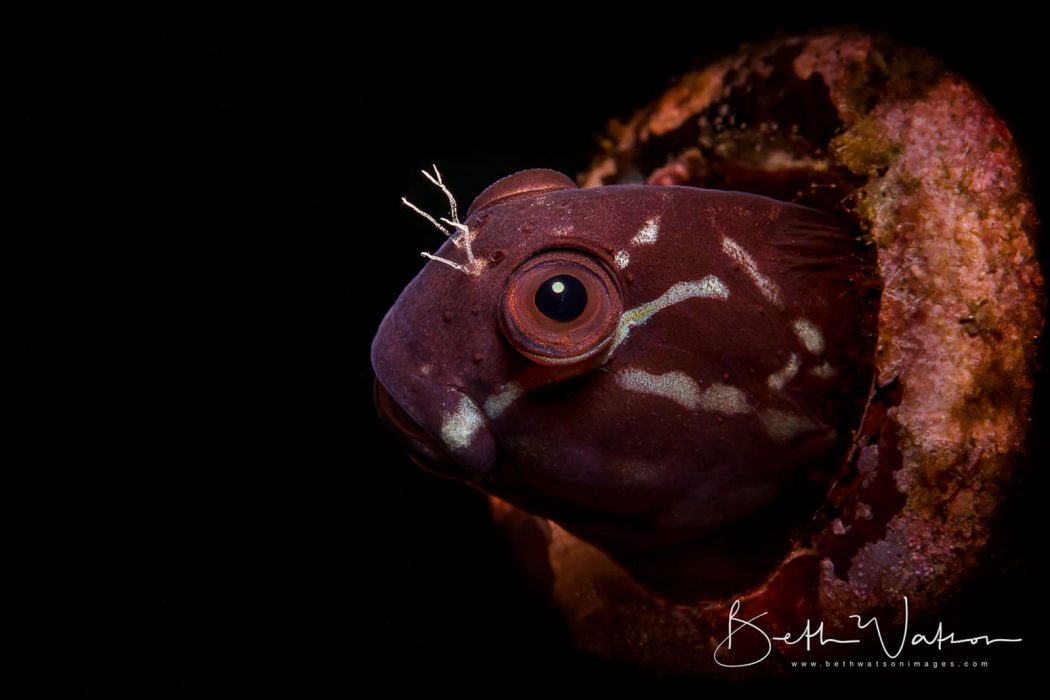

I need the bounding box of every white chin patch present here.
[440,395,485,452]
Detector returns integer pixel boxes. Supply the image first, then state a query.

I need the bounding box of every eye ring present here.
[500,250,622,365]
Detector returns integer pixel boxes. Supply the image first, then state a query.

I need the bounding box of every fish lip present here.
[373,377,455,467]
[372,376,497,479]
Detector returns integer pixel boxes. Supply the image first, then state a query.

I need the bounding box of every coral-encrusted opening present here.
[490,30,1044,673]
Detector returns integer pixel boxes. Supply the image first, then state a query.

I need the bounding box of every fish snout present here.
[372,374,497,480]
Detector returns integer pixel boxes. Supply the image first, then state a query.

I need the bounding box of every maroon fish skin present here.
[372,173,878,575]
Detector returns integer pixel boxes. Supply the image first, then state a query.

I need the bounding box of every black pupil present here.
[534,274,588,322]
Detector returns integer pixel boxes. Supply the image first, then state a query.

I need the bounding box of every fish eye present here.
[534,274,588,322]
[500,250,622,365]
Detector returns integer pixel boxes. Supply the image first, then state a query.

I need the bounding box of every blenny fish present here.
[372,167,879,592]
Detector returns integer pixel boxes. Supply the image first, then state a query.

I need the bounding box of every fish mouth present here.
[373,376,497,479]
[373,377,456,472]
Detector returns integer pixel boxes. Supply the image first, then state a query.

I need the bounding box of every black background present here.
[14,6,1048,695]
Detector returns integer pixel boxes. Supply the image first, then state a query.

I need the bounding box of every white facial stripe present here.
[759,408,820,443]
[630,217,660,245]
[720,236,784,307]
[614,250,630,269]
[616,369,751,416]
[608,276,729,356]
[616,368,702,410]
[483,382,523,419]
[809,362,836,379]
[793,318,825,355]
[766,353,800,391]
[440,395,485,451]
[697,383,751,414]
